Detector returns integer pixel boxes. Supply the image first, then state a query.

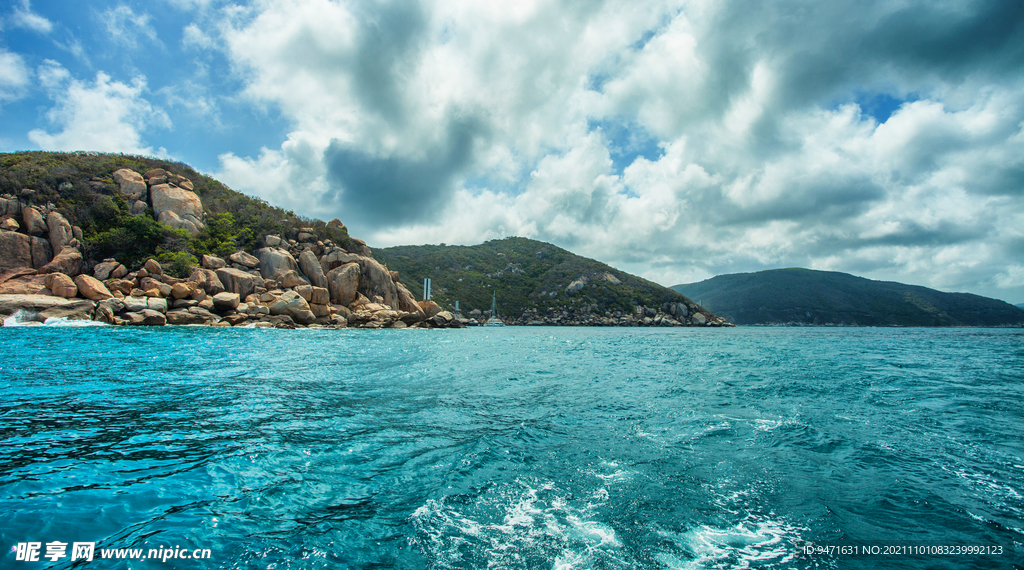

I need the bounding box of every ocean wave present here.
[2,310,106,327]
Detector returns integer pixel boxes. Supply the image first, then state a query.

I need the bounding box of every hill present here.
[0,151,362,274]
[375,238,727,326]
[672,268,1024,327]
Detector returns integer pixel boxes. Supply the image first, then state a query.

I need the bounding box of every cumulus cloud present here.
[28,60,171,155]
[9,0,52,34]
[211,0,1024,302]
[0,48,31,109]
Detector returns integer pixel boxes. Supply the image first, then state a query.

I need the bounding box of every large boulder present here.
[215,267,264,299]
[29,236,52,269]
[298,250,327,288]
[0,274,49,295]
[327,262,360,306]
[320,249,360,274]
[418,300,442,318]
[144,258,163,275]
[95,298,125,324]
[356,256,400,309]
[21,205,47,236]
[44,273,77,298]
[0,197,19,216]
[166,308,217,325]
[0,231,33,272]
[189,267,225,295]
[74,274,113,300]
[147,297,168,313]
[150,184,204,235]
[396,282,421,314]
[310,286,330,305]
[0,216,18,232]
[157,210,203,235]
[228,250,260,268]
[212,292,240,311]
[170,282,195,299]
[37,247,82,276]
[113,168,147,200]
[123,296,149,312]
[0,295,96,322]
[277,269,308,289]
[136,309,166,326]
[268,290,315,325]
[255,247,298,279]
[201,254,226,270]
[0,267,35,285]
[46,212,74,255]
[92,260,120,281]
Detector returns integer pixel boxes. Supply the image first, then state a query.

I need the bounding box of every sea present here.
[0,323,1021,569]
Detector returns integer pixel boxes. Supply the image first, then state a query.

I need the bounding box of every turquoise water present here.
[0,326,1021,569]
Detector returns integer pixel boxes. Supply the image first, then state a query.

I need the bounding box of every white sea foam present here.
[411,479,622,569]
[657,516,805,570]
[2,310,105,327]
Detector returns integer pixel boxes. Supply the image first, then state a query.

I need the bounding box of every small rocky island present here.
[0,166,460,329]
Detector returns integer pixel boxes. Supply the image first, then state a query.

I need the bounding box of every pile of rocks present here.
[0,238,461,329]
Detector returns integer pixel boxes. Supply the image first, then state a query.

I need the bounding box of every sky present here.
[1,0,1023,304]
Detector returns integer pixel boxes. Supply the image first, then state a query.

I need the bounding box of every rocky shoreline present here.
[1,167,460,329]
[457,303,729,327]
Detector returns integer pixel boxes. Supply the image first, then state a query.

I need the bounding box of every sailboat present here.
[484,291,505,327]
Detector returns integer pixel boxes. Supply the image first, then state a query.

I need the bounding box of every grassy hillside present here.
[672,268,1024,326]
[376,237,714,321]
[0,151,359,273]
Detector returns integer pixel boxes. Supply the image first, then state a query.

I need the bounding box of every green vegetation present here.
[376,237,696,317]
[0,151,359,273]
[672,268,1024,326]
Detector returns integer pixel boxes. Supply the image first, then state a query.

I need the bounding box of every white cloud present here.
[28,61,171,156]
[101,5,156,50]
[208,0,1024,303]
[0,48,31,109]
[182,23,215,50]
[9,0,52,34]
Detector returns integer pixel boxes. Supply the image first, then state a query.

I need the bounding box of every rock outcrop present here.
[147,170,204,234]
[0,231,33,273]
[38,247,82,276]
[45,273,77,298]
[327,263,360,306]
[46,212,73,255]
[255,248,298,279]
[21,205,47,236]
[216,267,263,299]
[114,168,147,201]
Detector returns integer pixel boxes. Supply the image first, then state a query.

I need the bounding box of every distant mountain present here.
[1017,303,1024,311]
[671,268,1024,327]
[375,237,727,326]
